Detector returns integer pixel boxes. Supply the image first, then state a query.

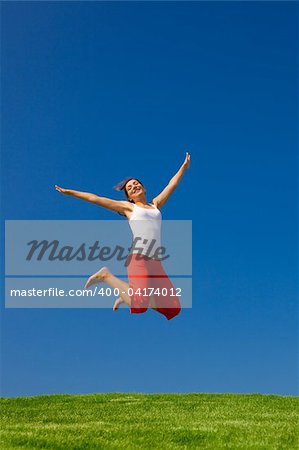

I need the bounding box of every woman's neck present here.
[134,196,148,206]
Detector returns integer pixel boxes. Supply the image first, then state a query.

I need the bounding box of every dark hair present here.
[113,177,145,217]
[113,177,144,204]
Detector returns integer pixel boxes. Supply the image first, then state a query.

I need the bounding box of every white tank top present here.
[128,202,162,257]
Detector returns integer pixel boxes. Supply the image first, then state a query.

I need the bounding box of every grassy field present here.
[0,393,298,449]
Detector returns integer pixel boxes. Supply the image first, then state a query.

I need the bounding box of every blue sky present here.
[1,2,298,397]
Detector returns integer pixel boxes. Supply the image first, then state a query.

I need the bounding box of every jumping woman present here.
[55,151,190,320]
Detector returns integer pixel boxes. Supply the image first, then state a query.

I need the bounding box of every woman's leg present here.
[113,297,125,311]
[84,266,132,306]
[85,256,154,314]
[113,295,156,311]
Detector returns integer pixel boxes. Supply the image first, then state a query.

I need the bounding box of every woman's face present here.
[125,179,145,202]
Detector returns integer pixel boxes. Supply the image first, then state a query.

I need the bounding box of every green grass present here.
[0,393,298,449]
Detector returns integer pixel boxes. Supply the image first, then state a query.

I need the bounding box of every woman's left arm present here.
[152,152,191,209]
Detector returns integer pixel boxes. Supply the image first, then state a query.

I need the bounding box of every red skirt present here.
[127,254,181,320]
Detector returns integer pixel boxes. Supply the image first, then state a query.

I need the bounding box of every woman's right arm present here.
[55,185,131,215]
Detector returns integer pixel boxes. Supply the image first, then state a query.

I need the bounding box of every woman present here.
[55,151,190,320]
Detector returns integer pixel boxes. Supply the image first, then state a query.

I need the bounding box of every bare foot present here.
[84,266,111,289]
[113,297,125,311]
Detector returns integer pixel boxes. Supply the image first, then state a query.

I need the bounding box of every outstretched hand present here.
[182,151,191,169]
[55,185,69,195]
